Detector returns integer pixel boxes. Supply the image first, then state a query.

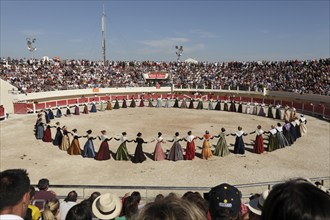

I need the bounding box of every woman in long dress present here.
[42,123,54,142]
[173,97,179,108]
[48,108,54,120]
[132,132,148,163]
[229,101,236,112]
[276,123,289,148]
[74,103,80,115]
[130,97,136,108]
[237,102,243,113]
[245,102,251,114]
[196,99,203,110]
[66,105,71,116]
[283,106,291,122]
[153,132,166,161]
[106,100,112,110]
[208,99,213,110]
[180,98,187,108]
[55,106,62,118]
[139,97,145,107]
[223,101,229,111]
[299,114,308,137]
[60,126,70,151]
[148,98,154,107]
[82,130,97,158]
[167,132,184,161]
[113,97,120,109]
[68,129,82,155]
[214,100,221,111]
[267,105,274,119]
[184,131,198,160]
[122,98,127,108]
[156,97,162,108]
[275,104,282,120]
[165,97,171,108]
[53,122,63,146]
[250,125,265,154]
[213,128,230,157]
[95,130,112,161]
[201,130,213,159]
[258,103,266,117]
[252,102,258,115]
[99,100,105,111]
[114,132,133,161]
[188,98,194,109]
[83,103,89,114]
[265,125,278,152]
[283,121,294,145]
[90,102,97,112]
[231,126,248,155]
[36,118,44,140]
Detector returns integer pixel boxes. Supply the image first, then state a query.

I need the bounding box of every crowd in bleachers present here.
[1,57,329,95]
[1,169,330,220]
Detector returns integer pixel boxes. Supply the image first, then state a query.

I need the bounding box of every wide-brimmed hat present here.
[247,189,269,216]
[92,193,122,219]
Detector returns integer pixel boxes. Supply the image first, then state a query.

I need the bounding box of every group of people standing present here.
[34,96,307,163]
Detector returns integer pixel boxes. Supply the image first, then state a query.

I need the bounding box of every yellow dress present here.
[201,134,213,160]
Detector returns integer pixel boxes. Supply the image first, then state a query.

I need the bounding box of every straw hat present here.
[247,189,269,216]
[92,193,122,219]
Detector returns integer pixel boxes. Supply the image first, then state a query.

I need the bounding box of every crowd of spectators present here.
[1,169,330,220]
[0,57,329,95]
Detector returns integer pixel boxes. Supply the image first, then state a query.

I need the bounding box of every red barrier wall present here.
[14,103,28,114]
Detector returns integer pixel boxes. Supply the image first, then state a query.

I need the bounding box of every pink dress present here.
[154,137,165,161]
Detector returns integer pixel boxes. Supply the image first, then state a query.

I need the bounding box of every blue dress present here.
[82,136,96,158]
[36,121,44,139]
[56,108,62,118]
[90,103,97,112]
[234,131,245,154]
[48,109,54,119]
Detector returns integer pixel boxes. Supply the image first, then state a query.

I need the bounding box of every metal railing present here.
[39,176,330,202]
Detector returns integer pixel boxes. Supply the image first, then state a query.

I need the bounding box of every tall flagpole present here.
[102,4,106,66]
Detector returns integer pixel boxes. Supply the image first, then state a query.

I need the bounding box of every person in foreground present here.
[0,169,31,219]
[208,183,242,220]
[261,178,330,220]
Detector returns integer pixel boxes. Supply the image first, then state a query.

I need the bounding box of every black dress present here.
[132,137,147,163]
[173,98,179,108]
[214,100,221,111]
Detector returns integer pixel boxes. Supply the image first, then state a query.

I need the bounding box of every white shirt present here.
[185,135,196,142]
[60,201,77,220]
[0,214,24,220]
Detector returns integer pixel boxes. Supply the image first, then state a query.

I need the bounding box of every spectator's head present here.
[182,191,209,218]
[131,191,141,204]
[92,193,122,219]
[42,198,59,220]
[37,178,49,190]
[208,183,242,220]
[29,186,36,202]
[120,196,139,219]
[64,190,78,202]
[154,194,164,202]
[0,169,30,217]
[65,203,93,220]
[261,178,330,220]
[136,195,207,220]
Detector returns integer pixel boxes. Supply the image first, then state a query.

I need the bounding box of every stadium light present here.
[26,38,37,62]
[175,45,183,62]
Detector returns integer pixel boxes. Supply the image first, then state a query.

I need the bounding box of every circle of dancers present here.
[34,97,308,163]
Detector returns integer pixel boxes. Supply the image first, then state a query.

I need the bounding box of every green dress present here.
[115,136,131,160]
[214,132,230,157]
[267,129,278,152]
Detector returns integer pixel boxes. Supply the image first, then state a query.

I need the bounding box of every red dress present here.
[43,125,52,142]
[95,136,111,160]
[253,129,264,154]
[185,135,197,160]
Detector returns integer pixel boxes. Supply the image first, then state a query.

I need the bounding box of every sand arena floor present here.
[0,106,329,197]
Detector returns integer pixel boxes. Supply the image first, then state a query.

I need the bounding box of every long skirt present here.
[196,101,203,110]
[201,141,213,159]
[139,100,145,107]
[214,102,221,111]
[106,102,112,110]
[36,125,44,140]
[276,132,289,148]
[74,106,80,115]
[224,103,229,111]
[208,102,213,110]
[83,106,89,114]
[95,141,110,160]
[48,111,54,120]
[254,135,264,154]
[90,104,97,113]
[214,135,230,157]
[267,107,274,119]
[237,104,243,113]
[167,142,184,161]
[130,100,136,108]
[148,100,154,107]
[53,130,63,146]
[56,109,62,118]
[173,100,179,108]
[42,127,52,142]
[268,135,278,152]
[82,140,96,158]
[189,101,194,109]
[234,136,245,154]
[100,102,105,111]
[154,142,165,161]
[114,100,120,109]
[300,123,307,137]
[275,109,281,120]
[230,103,236,112]
[60,135,70,151]
[258,107,266,117]
[115,142,130,161]
[283,128,294,146]
[180,100,187,108]
[185,142,196,160]
[289,125,297,142]
[68,139,82,155]
[132,144,146,163]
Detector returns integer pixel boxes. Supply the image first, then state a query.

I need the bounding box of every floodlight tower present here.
[26,38,37,61]
[175,45,183,62]
[102,5,106,67]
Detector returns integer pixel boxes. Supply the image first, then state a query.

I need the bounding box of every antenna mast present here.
[102,4,106,66]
